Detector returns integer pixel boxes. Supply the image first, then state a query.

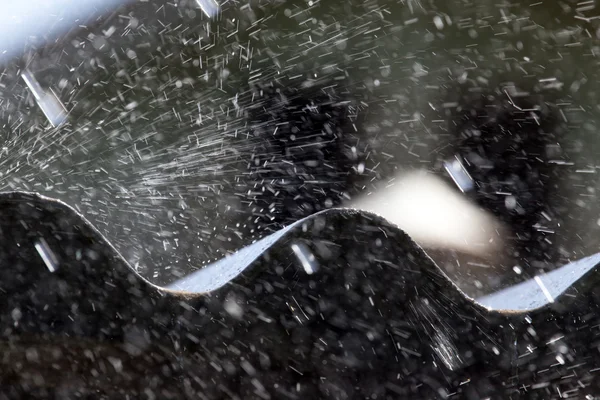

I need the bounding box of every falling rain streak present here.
[34,238,58,273]
[291,242,318,275]
[21,70,67,128]
[443,156,474,193]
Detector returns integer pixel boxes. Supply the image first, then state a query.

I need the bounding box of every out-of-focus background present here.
[2,0,600,297]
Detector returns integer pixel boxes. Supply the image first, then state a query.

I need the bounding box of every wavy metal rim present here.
[5,190,599,314]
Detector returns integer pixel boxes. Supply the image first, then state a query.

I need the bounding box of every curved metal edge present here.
[477,252,600,313]
[0,191,165,294]
[5,190,599,315]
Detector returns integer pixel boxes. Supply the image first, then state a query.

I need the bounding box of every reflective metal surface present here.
[3,0,599,297]
[3,1,600,398]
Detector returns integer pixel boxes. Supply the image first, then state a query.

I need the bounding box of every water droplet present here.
[35,238,59,273]
[21,70,67,127]
[291,242,318,275]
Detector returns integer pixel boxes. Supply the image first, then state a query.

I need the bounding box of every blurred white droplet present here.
[224,294,244,319]
[125,101,139,110]
[513,266,522,274]
[108,356,123,373]
[25,348,39,363]
[443,156,474,193]
[21,70,67,128]
[433,16,444,30]
[11,308,22,322]
[35,238,59,273]
[291,242,318,275]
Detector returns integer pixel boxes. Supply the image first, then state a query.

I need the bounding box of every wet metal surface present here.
[2,0,600,397]
[1,0,599,294]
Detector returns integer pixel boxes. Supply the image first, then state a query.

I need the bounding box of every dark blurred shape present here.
[243,82,363,232]
[443,155,475,193]
[21,69,67,127]
[447,91,562,272]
